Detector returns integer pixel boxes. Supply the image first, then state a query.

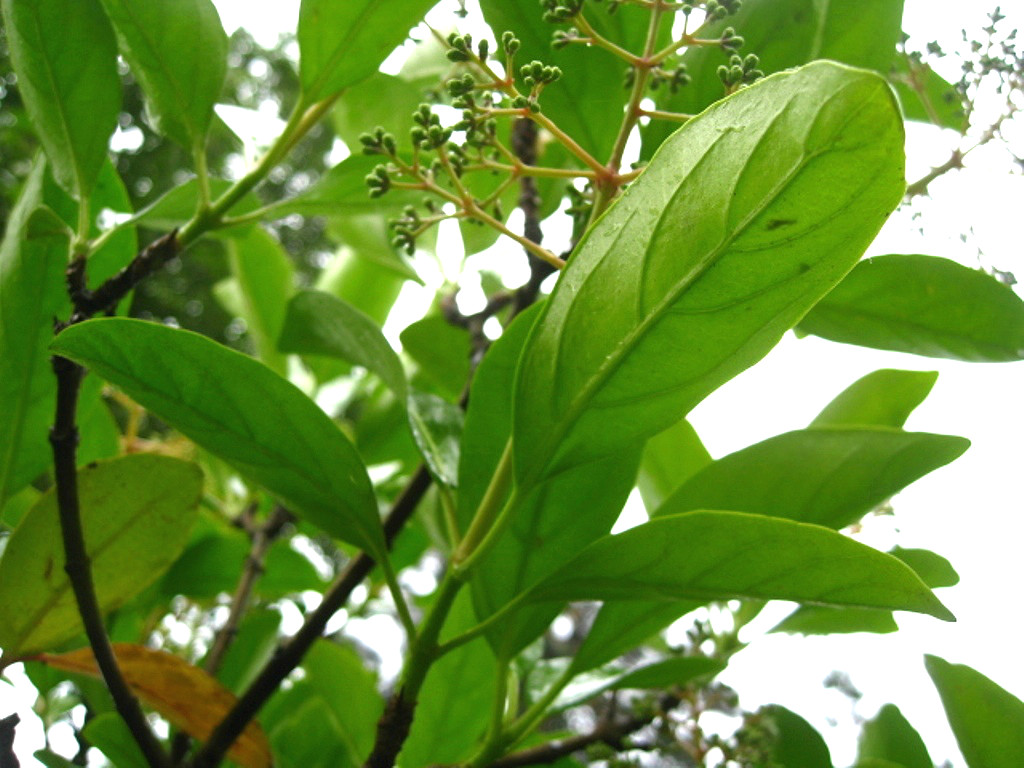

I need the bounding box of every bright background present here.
[6,1,1023,765]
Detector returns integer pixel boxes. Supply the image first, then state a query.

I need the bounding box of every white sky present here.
[7,1,1024,766]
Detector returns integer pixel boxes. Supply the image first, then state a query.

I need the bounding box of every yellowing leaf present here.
[39,643,271,768]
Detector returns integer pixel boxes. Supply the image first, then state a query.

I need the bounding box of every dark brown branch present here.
[1,714,20,768]
[49,354,170,768]
[510,118,556,317]
[189,464,433,768]
[67,230,180,322]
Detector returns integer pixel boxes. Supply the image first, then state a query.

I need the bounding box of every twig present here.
[1,714,20,768]
[189,465,433,768]
[510,118,557,317]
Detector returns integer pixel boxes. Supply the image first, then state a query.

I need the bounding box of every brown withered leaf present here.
[39,643,271,768]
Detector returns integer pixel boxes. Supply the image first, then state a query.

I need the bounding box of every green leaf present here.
[160,528,324,600]
[267,695,351,768]
[571,601,703,675]
[0,0,120,197]
[637,418,712,512]
[50,318,384,558]
[524,511,954,621]
[214,609,281,695]
[263,155,421,220]
[858,703,932,768]
[297,0,436,103]
[644,0,906,152]
[513,62,905,490]
[400,316,472,401]
[556,656,726,711]
[408,392,463,487]
[771,546,959,636]
[331,71,430,151]
[889,58,966,131]
[315,247,411,325]
[457,306,642,658]
[760,705,833,768]
[82,713,148,768]
[297,640,383,766]
[655,427,968,530]
[0,455,202,659]
[399,591,498,767]
[890,546,959,588]
[279,290,407,401]
[224,226,295,375]
[811,369,938,428]
[480,0,660,158]
[126,177,259,232]
[798,254,1024,361]
[0,162,68,508]
[97,0,227,150]
[925,655,1024,768]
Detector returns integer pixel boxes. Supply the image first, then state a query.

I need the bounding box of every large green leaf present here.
[925,655,1024,768]
[811,369,937,428]
[0,455,202,659]
[524,511,954,621]
[857,703,932,768]
[644,0,907,152]
[0,0,120,198]
[512,61,905,489]
[480,0,661,159]
[0,162,67,508]
[297,0,437,104]
[889,57,966,131]
[457,306,641,658]
[797,254,1024,361]
[408,392,463,487]
[279,290,407,401]
[97,0,227,150]
[655,427,968,530]
[637,417,711,512]
[50,318,384,557]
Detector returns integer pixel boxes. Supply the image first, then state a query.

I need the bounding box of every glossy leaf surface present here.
[925,655,1024,768]
[0,455,202,658]
[513,62,905,488]
[857,703,932,768]
[0,0,120,196]
[811,369,938,428]
[525,511,954,621]
[298,0,436,103]
[97,0,227,149]
[279,290,407,400]
[408,392,463,487]
[798,255,1024,361]
[656,427,968,529]
[40,643,270,768]
[50,318,384,557]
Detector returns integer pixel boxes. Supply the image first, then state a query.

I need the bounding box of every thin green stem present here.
[573,13,640,64]
[434,592,530,658]
[639,107,694,123]
[504,664,577,746]
[380,556,418,642]
[452,441,515,573]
